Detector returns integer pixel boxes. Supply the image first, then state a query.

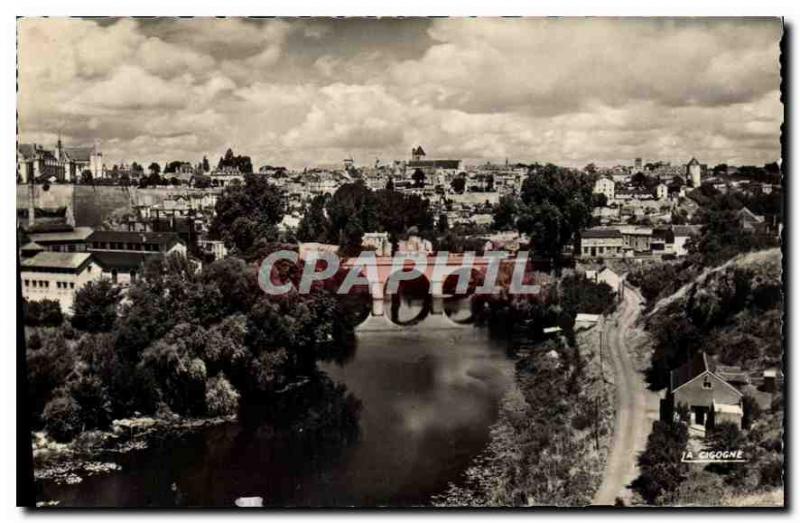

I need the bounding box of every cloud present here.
[17,17,783,169]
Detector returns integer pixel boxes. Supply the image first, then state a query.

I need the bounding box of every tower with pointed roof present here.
[686,157,702,188]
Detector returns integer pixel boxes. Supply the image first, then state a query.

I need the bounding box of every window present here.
[702,376,712,390]
[70,282,75,289]
[24,279,29,287]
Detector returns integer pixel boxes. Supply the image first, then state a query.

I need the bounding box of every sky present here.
[18,17,783,170]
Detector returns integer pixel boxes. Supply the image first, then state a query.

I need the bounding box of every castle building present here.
[17,138,103,183]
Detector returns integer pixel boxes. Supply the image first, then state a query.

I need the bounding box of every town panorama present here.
[16,17,784,509]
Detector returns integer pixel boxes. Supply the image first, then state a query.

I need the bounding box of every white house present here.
[593,176,616,201]
[21,252,103,313]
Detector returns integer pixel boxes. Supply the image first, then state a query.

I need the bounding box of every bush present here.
[205,374,240,416]
[42,394,82,442]
[23,299,63,327]
[631,420,689,504]
[758,459,783,488]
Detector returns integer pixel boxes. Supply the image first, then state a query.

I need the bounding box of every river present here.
[39,300,516,507]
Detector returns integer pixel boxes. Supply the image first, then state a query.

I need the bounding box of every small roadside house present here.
[667,351,743,428]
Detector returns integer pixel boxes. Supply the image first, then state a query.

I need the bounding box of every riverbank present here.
[33,413,235,491]
[433,325,615,507]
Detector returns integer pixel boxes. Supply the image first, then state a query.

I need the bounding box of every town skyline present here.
[18,17,783,169]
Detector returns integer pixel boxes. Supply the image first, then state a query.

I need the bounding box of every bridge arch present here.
[384,268,431,326]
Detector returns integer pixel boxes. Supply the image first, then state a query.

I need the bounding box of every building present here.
[17,139,103,183]
[737,207,766,232]
[585,267,622,293]
[362,232,392,256]
[580,228,624,258]
[86,230,188,286]
[20,252,103,312]
[593,176,615,201]
[667,351,743,428]
[198,239,228,261]
[634,157,643,172]
[405,146,461,178]
[86,230,187,256]
[25,225,94,253]
[687,158,703,188]
[668,225,698,256]
[397,235,433,255]
[656,183,669,200]
[619,226,653,253]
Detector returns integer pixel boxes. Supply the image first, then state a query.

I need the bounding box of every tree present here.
[148,162,161,176]
[71,279,120,333]
[202,156,210,173]
[164,160,189,174]
[741,394,762,430]
[325,182,379,249]
[205,373,239,416]
[412,168,426,188]
[80,170,93,185]
[297,194,330,243]
[493,195,519,231]
[23,299,63,327]
[42,394,82,442]
[451,175,466,194]
[515,164,595,267]
[209,174,284,254]
[437,213,449,235]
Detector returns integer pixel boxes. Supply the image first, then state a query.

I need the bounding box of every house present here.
[737,207,766,232]
[20,252,103,312]
[619,226,652,253]
[86,230,188,285]
[198,239,228,261]
[656,183,669,200]
[580,228,624,258]
[586,267,622,293]
[593,176,615,201]
[667,351,743,428]
[668,225,698,257]
[91,252,153,286]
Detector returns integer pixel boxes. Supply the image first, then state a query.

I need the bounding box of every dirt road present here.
[592,284,654,506]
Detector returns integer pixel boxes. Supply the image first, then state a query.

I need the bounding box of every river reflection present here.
[40,299,515,507]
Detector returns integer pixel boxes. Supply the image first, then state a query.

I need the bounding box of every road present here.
[592,283,654,506]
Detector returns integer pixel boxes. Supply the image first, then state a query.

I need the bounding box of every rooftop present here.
[581,228,623,239]
[87,230,183,246]
[21,252,92,271]
[28,226,94,243]
[670,351,712,391]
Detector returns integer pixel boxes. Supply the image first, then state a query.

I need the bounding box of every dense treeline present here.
[296,182,434,255]
[26,252,364,442]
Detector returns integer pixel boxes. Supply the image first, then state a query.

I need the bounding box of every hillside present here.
[630,248,783,506]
